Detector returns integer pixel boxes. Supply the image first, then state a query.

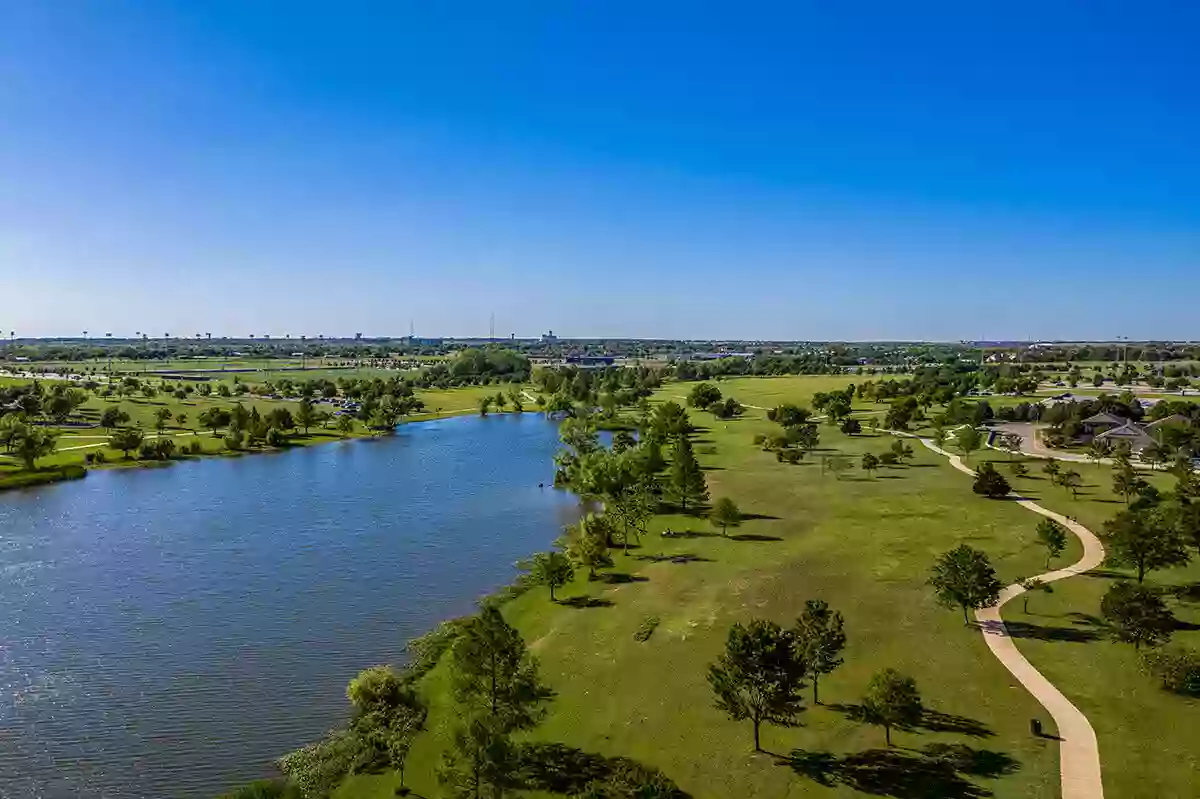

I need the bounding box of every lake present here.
[0,414,580,798]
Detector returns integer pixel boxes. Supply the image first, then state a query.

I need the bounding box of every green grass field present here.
[339,376,1075,799]
[972,449,1200,797]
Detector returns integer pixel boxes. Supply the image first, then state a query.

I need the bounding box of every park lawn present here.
[971,449,1200,799]
[339,379,1063,799]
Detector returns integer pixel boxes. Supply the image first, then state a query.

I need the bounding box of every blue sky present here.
[2,2,1197,341]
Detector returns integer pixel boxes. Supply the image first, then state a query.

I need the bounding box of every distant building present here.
[542,330,559,344]
[1095,422,1157,453]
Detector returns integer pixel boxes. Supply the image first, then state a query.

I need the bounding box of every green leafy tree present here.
[1112,463,1148,505]
[1019,577,1052,613]
[153,406,173,436]
[198,407,231,436]
[1101,582,1175,649]
[840,418,862,435]
[707,619,807,752]
[793,599,846,705]
[972,462,1011,498]
[1036,518,1069,568]
[296,399,318,433]
[108,427,145,459]
[13,425,58,469]
[100,406,129,430]
[710,497,742,537]
[1102,505,1191,583]
[928,544,1004,625]
[955,426,983,461]
[770,403,812,428]
[889,439,914,463]
[862,668,923,746]
[666,436,708,512]
[568,514,612,579]
[336,414,355,436]
[688,382,722,409]
[441,606,552,798]
[861,452,879,478]
[527,551,575,601]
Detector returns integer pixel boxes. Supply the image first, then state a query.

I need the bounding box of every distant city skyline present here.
[2,3,1197,340]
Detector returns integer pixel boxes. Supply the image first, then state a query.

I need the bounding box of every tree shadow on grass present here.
[978,618,1102,643]
[828,704,994,738]
[729,533,783,542]
[599,571,649,584]
[636,553,715,564]
[1171,583,1200,604]
[741,512,781,521]
[557,595,614,609]
[783,743,1019,798]
[517,742,691,797]
[1083,569,1128,580]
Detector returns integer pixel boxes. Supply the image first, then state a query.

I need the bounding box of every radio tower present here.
[489,312,495,342]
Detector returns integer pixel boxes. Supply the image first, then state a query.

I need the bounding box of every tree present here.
[478,396,492,416]
[707,619,807,752]
[972,462,1011,498]
[666,436,708,512]
[527,551,575,601]
[955,426,983,461]
[862,669,923,747]
[710,497,742,537]
[1102,505,1191,583]
[1043,459,1061,482]
[861,452,880,478]
[1057,468,1082,499]
[771,403,812,428]
[441,605,551,798]
[13,425,57,469]
[889,439,914,464]
[1112,463,1148,506]
[607,481,655,554]
[611,429,636,453]
[998,432,1024,460]
[688,382,722,409]
[154,406,173,436]
[198,407,231,436]
[1019,577,1052,613]
[824,454,854,480]
[928,544,1004,624]
[345,666,426,790]
[1101,582,1175,649]
[108,427,144,459]
[1087,438,1114,466]
[1009,461,1029,478]
[100,406,129,430]
[296,399,318,433]
[793,423,820,453]
[793,599,846,705]
[175,412,188,429]
[336,414,355,436]
[568,514,612,579]
[1036,518,1069,568]
[840,418,862,435]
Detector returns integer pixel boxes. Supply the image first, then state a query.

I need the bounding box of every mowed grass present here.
[339,378,1064,799]
[971,449,1200,799]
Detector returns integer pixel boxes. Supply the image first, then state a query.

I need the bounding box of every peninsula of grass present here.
[338,376,1074,799]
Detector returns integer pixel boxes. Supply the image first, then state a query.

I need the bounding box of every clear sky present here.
[2,2,1197,341]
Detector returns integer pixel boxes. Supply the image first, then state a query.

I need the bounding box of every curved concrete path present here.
[909,434,1107,799]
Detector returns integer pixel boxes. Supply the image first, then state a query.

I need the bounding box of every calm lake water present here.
[0,414,580,798]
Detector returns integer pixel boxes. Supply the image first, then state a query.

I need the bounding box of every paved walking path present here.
[909,434,1106,799]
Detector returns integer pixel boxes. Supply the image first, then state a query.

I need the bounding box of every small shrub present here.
[879,451,899,466]
[634,616,661,642]
[973,462,1011,498]
[777,449,802,465]
[1142,647,1200,696]
[752,433,767,446]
